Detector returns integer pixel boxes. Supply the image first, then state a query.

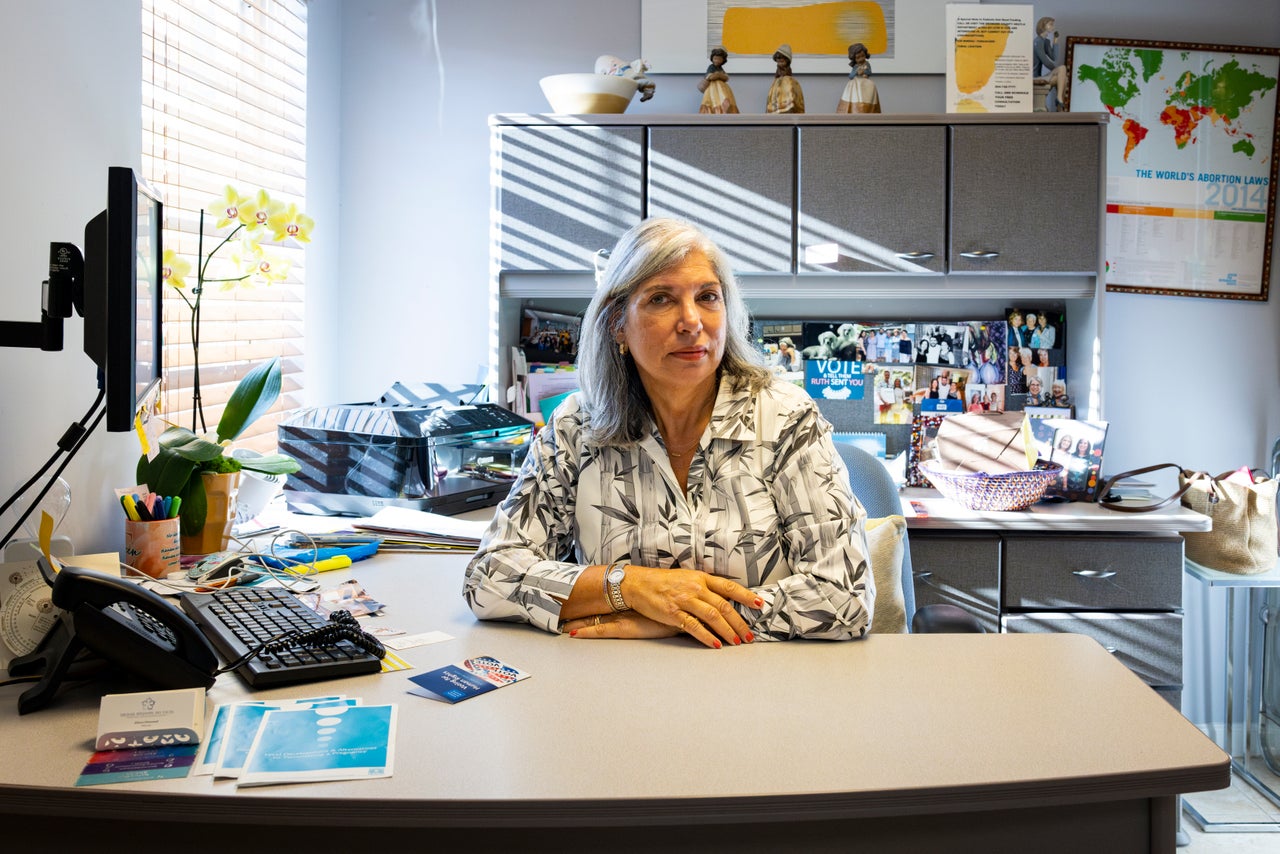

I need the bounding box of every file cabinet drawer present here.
[1003,612,1182,688]
[1003,535,1183,611]
[909,533,1000,634]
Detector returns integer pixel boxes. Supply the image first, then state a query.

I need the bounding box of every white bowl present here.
[539,73,638,114]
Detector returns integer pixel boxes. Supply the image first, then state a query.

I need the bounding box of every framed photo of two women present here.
[1063,38,1279,301]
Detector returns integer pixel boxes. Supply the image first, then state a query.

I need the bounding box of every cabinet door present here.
[647,126,794,273]
[949,124,1100,274]
[909,533,1001,633]
[495,125,644,271]
[798,126,946,273]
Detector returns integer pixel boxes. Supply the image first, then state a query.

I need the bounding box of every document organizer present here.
[279,403,533,517]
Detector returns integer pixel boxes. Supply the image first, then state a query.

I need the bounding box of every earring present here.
[619,342,628,356]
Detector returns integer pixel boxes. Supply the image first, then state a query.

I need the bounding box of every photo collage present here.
[755,309,1076,488]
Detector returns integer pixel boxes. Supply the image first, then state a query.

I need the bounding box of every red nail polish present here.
[569,629,578,637]
[733,636,741,645]
[745,632,755,643]
[754,598,764,608]
[713,639,722,649]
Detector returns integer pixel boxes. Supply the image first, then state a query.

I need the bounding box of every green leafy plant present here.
[137,357,300,536]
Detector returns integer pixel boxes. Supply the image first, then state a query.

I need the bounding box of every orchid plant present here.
[162,186,314,433]
[143,187,313,536]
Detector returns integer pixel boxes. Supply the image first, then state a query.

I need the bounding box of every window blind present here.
[142,0,308,453]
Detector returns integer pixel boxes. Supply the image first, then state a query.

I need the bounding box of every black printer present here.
[279,399,534,517]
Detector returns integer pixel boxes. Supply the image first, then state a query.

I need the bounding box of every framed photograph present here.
[1064,38,1279,301]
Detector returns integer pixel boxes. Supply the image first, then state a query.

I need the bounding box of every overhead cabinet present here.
[491,115,1103,278]
[648,125,795,273]
[494,124,644,271]
[948,124,1100,274]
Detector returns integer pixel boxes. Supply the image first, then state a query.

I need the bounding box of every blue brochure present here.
[237,703,397,788]
[408,655,531,703]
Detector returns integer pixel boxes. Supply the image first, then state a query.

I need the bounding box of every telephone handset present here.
[8,557,218,714]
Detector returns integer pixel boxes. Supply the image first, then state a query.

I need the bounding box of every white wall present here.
[317,0,1280,484]
[0,0,142,554]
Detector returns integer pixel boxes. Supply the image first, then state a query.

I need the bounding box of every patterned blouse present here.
[462,379,875,640]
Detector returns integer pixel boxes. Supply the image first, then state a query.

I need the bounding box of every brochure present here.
[237,703,397,788]
[214,696,357,778]
[408,655,531,703]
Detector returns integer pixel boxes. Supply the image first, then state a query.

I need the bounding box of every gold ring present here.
[593,615,602,627]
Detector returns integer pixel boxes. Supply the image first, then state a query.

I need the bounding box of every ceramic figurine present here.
[837,43,881,113]
[697,47,739,114]
[594,54,656,102]
[765,44,804,114]
[1033,17,1067,111]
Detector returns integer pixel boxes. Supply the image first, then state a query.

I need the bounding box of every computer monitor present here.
[82,167,164,432]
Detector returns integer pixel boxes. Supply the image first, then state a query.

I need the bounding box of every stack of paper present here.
[354,506,490,552]
[196,695,395,787]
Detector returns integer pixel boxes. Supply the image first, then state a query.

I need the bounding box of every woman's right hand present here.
[618,566,762,649]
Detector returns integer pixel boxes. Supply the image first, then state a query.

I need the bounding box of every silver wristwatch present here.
[605,561,629,612]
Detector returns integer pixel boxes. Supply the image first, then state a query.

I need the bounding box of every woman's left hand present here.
[563,612,680,639]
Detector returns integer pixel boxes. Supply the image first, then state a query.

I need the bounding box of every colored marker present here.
[168,496,182,519]
[121,494,141,522]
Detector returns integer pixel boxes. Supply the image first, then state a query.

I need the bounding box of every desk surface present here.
[0,550,1229,837]
[901,487,1211,534]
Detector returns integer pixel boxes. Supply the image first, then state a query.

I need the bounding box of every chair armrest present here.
[911,604,985,634]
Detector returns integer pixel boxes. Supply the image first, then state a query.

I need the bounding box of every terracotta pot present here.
[180,471,240,556]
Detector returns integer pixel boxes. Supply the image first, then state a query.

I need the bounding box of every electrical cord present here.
[217,609,385,675]
[0,391,105,550]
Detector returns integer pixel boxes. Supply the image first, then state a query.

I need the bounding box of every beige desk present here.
[0,551,1228,853]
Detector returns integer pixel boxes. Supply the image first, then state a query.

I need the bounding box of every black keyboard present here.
[180,586,382,688]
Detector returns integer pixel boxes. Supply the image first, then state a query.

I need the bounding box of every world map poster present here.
[1065,38,1279,300]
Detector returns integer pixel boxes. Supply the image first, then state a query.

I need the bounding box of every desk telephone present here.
[8,557,218,714]
[8,557,386,713]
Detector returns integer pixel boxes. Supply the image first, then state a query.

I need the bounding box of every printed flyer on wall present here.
[945,4,1033,112]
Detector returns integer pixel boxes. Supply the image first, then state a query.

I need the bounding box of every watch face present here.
[607,566,626,583]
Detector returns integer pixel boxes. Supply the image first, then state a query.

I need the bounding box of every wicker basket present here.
[919,460,1064,511]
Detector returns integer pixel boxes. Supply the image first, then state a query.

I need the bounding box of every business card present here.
[407,655,530,703]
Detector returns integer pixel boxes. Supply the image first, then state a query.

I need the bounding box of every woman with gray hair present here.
[465,218,874,645]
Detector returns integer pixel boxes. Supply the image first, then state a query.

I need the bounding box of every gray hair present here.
[577,217,770,446]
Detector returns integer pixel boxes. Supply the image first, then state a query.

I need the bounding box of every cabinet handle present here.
[914,571,933,581]
[1072,569,1117,579]
[895,251,935,261]
[959,251,1000,259]
[1104,646,1118,654]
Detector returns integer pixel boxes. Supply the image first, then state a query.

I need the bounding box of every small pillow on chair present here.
[865,515,907,634]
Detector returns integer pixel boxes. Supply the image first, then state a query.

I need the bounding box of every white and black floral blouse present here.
[462,379,875,640]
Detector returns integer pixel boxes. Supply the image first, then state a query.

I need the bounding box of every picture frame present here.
[1063,38,1279,301]
[640,0,977,75]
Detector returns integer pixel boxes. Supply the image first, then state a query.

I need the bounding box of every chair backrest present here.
[833,442,917,629]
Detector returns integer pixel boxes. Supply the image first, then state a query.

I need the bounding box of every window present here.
[142,0,307,450]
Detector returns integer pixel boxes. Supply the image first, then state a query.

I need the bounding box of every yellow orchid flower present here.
[251,254,292,286]
[162,249,192,289]
[211,186,254,230]
[268,203,314,244]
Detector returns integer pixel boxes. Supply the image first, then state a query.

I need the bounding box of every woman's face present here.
[1076,440,1090,455]
[1057,435,1072,450]
[619,249,726,398]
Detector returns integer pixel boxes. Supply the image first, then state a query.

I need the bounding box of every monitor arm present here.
[0,242,82,351]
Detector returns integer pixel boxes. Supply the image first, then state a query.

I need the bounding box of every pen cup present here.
[124,517,182,579]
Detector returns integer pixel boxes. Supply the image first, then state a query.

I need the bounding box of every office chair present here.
[834,442,984,634]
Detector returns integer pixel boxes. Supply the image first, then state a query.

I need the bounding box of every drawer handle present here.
[895,251,935,261]
[959,250,1000,259]
[1104,646,1118,654]
[914,571,934,581]
[1072,569,1117,579]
